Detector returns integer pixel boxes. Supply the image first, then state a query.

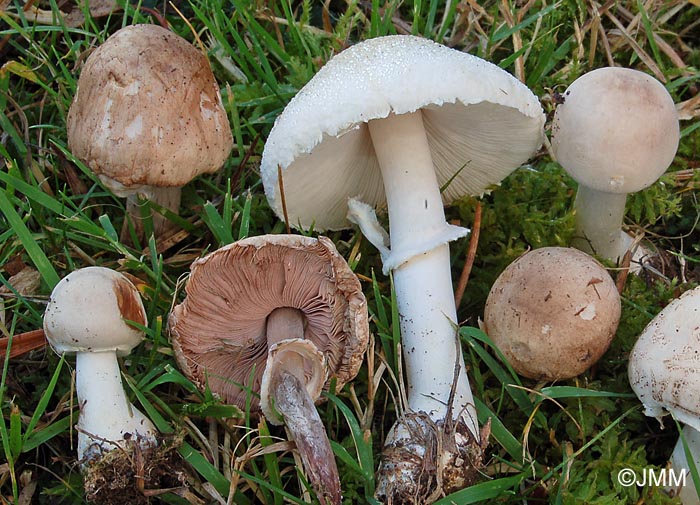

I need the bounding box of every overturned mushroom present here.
[67,24,233,241]
[483,247,621,380]
[169,235,368,504]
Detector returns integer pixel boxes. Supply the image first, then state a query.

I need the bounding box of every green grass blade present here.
[0,189,60,288]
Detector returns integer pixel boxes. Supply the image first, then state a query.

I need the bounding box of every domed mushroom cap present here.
[261,34,544,231]
[628,286,700,432]
[67,24,233,196]
[43,267,148,355]
[483,247,621,380]
[552,67,679,194]
[169,234,369,411]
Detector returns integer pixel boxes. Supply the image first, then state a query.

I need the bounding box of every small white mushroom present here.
[551,67,679,262]
[43,267,156,463]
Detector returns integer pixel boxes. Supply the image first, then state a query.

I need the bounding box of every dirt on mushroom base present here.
[82,432,188,504]
[376,412,489,504]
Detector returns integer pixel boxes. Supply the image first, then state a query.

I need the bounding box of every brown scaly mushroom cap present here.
[483,247,621,381]
[168,234,368,412]
[67,24,233,196]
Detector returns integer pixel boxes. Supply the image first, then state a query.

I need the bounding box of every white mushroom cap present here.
[261,35,545,231]
[628,286,700,432]
[67,24,233,196]
[552,67,679,194]
[43,267,147,355]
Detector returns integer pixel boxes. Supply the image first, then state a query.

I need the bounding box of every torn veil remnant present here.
[260,34,545,501]
[67,24,233,242]
[169,234,368,505]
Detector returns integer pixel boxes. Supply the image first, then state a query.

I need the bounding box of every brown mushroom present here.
[483,247,621,380]
[67,24,233,241]
[168,234,368,504]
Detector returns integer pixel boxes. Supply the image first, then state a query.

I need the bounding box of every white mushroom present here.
[43,267,156,463]
[628,285,700,503]
[260,35,545,500]
[551,67,679,262]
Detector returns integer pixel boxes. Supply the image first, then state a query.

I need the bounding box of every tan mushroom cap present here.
[67,24,233,196]
[483,247,621,380]
[169,234,369,411]
[551,67,679,194]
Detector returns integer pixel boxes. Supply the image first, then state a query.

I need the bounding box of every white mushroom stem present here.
[262,308,341,505]
[75,350,156,462]
[669,424,700,504]
[366,110,478,437]
[570,185,631,261]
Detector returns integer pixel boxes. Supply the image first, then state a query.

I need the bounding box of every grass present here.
[1,0,699,503]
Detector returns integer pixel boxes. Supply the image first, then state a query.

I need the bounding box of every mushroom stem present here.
[75,350,156,463]
[570,185,630,261]
[274,370,341,505]
[123,186,182,242]
[264,308,341,505]
[367,110,477,432]
[669,424,700,504]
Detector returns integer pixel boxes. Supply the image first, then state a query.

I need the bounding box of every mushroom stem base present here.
[273,370,341,505]
[375,412,488,504]
[122,186,182,243]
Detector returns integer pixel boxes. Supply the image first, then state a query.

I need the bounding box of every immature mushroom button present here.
[483,247,621,381]
[43,267,156,463]
[67,24,233,241]
[551,67,679,262]
[628,285,700,503]
[169,234,368,505]
[260,34,544,500]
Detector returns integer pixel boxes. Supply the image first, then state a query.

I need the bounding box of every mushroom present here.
[629,285,700,502]
[483,247,621,380]
[43,267,156,463]
[67,24,233,241]
[669,425,700,503]
[168,234,368,505]
[260,34,544,499]
[551,66,679,262]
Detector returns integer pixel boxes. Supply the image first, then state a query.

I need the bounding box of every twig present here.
[278,165,291,234]
[0,329,47,359]
[454,201,482,309]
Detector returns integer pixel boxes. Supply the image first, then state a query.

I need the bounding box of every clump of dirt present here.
[82,433,188,504]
